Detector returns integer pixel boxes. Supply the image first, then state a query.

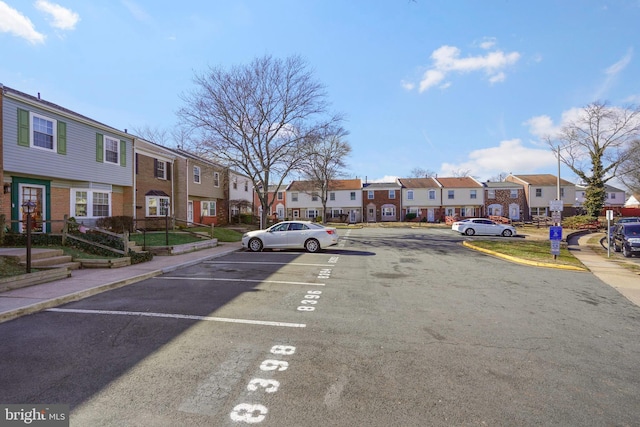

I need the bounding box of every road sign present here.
[550,240,561,255]
[551,211,561,224]
[606,210,614,221]
[549,200,564,212]
[549,226,563,241]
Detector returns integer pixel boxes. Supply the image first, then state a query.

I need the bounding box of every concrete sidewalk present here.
[567,233,640,307]
[0,242,242,324]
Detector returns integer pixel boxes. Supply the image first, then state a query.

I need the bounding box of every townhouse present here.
[575,183,626,214]
[397,177,443,222]
[483,180,526,221]
[254,184,287,223]
[228,169,254,222]
[435,177,485,221]
[1,85,133,232]
[287,179,362,223]
[362,181,402,222]
[506,174,576,219]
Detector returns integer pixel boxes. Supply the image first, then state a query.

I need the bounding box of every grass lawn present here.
[129,227,243,246]
[468,239,585,268]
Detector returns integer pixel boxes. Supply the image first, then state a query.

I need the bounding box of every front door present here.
[19,184,45,233]
[427,209,434,222]
[187,201,194,224]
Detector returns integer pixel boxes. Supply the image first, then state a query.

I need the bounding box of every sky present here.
[2,0,640,187]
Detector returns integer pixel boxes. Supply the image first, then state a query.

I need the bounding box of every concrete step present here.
[29,255,74,267]
[36,261,82,271]
[0,248,64,263]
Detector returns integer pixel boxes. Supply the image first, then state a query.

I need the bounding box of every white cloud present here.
[369,175,399,183]
[593,48,633,99]
[439,139,556,180]
[409,42,521,93]
[35,0,79,31]
[121,0,151,22]
[0,1,45,43]
[401,80,415,91]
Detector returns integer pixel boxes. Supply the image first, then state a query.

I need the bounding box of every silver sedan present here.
[452,218,517,237]
[242,221,339,252]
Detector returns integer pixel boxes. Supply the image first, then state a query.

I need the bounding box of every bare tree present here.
[299,127,351,223]
[619,139,640,196]
[451,169,472,177]
[409,167,436,178]
[178,55,343,227]
[545,101,640,217]
[489,172,509,182]
[130,125,172,146]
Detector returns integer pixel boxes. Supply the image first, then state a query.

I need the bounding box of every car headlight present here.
[628,238,640,243]
[242,233,249,239]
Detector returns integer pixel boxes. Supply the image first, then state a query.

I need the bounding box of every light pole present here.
[22,200,36,273]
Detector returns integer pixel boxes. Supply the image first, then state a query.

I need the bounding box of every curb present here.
[462,241,588,271]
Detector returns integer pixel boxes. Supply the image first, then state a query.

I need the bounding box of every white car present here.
[242,221,339,253]
[452,218,517,237]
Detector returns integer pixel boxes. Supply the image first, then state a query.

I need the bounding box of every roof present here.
[575,183,626,193]
[398,177,440,188]
[435,177,483,188]
[287,179,362,192]
[362,181,402,189]
[508,174,574,186]
[483,181,523,189]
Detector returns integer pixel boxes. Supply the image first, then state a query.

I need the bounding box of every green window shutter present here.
[57,121,67,154]
[17,108,30,147]
[96,133,104,163]
[120,140,126,167]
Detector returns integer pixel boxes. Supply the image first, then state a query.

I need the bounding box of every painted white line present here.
[157,277,325,286]
[206,261,332,267]
[46,308,306,328]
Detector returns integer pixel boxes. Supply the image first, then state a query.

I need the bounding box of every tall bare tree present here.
[178,54,343,227]
[619,139,640,196]
[545,101,640,217]
[299,127,351,223]
[409,167,436,178]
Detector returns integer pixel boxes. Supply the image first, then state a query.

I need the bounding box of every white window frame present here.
[71,189,112,218]
[389,190,396,199]
[368,190,374,199]
[201,200,216,217]
[214,172,220,187]
[510,189,518,198]
[350,191,356,201]
[407,190,414,200]
[277,191,284,200]
[104,135,120,165]
[291,192,298,202]
[535,188,542,197]
[308,209,318,219]
[382,206,395,217]
[448,190,454,199]
[429,190,436,200]
[470,190,477,199]
[193,166,201,184]
[146,196,170,217]
[244,181,249,192]
[312,192,319,201]
[30,112,57,152]
[156,160,166,180]
[488,189,495,199]
[330,192,336,201]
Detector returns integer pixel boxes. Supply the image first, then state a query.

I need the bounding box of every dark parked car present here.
[612,222,640,257]
[608,217,640,244]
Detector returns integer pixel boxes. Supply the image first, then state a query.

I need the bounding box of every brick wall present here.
[135,153,172,219]
[363,190,402,222]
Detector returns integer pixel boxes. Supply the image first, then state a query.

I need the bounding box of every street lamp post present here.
[22,200,36,273]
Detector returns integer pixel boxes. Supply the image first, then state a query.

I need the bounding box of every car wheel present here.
[502,229,513,237]
[464,228,475,236]
[305,238,321,253]
[623,245,632,258]
[248,238,263,252]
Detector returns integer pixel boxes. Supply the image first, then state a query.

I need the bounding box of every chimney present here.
[37,92,41,99]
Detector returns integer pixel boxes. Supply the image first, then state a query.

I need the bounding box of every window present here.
[155,160,166,179]
[446,208,454,216]
[72,190,111,218]
[214,172,219,187]
[308,209,318,218]
[201,201,216,217]
[277,191,283,200]
[535,188,542,197]
[32,113,56,150]
[104,136,119,164]
[368,190,374,199]
[193,166,201,184]
[407,190,414,200]
[488,190,495,199]
[146,196,170,217]
[331,209,343,217]
[330,192,336,201]
[382,206,395,216]
[232,177,237,189]
[291,192,298,202]
[312,192,319,201]
[448,190,454,199]
[560,188,565,198]
[510,189,518,198]
[244,181,248,192]
[428,190,436,200]
[350,192,356,200]
[389,190,396,199]
[470,190,477,199]
[461,207,467,217]
[611,193,616,199]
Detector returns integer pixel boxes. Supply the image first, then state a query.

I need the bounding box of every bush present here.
[563,215,598,229]
[405,213,417,221]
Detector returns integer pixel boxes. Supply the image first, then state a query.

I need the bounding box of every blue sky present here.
[2,1,639,185]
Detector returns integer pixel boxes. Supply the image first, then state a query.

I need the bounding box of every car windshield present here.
[623,225,640,236]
